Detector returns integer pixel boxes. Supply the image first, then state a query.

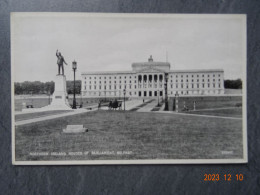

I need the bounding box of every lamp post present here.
[157,89,160,106]
[48,90,51,105]
[72,60,77,109]
[123,88,126,111]
[104,88,106,102]
[164,73,169,111]
[175,92,179,112]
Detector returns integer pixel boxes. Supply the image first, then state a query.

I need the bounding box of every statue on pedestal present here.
[56,50,67,75]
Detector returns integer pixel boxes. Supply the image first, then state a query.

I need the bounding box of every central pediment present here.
[132,61,171,73]
[137,67,167,73]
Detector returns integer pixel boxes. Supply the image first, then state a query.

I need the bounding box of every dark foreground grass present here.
[188,108,242,118]
[15,110,243,161]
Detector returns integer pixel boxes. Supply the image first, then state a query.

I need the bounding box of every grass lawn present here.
[15,110,243,161]
[188,108,242,118]
[15,110,73,121]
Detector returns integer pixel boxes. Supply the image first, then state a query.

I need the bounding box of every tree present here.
[224,79,242,89]
[66,80,81,94]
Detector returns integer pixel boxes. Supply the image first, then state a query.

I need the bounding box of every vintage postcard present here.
[11,13,247,165]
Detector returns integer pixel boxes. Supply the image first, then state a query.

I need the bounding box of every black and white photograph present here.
[11,13,247,165]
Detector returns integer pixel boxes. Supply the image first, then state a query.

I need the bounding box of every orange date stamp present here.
[204,174,244,181]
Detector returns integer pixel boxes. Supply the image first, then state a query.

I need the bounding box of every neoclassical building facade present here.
[81,56,224,98]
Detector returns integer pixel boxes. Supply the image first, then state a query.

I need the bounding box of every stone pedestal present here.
[49,75,71,110]
[22,74,72,112]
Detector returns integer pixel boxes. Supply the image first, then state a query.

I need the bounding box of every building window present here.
[104,86,106,90]
[99,86,101,90]
[213,74,215,77]
[125,76,126,79]
[99,77,101,79]
[208,75,210,77]
[119,85,121,89]
[202,75,204,77]
[186,75,188,78]
[125,81,126,83]
[219,84,221,88]
[104,77,106,79]
[181,75,183,78]
[94,86,96,89]
[171,84,173,88]
[89,86,91,90]
[114,81,116,83]
[135,85,136,89]
[119,76,121,79]
[213,79,215,82]
[114,76,116,79]
[99,81,101,84]
[130,76,131,79]
[114,85,116,89]
[89,81,91,84]
[186,79,188,82]
[203,84,204,88]
[104,81,106,84]
[197,79,199,82]
[176,80,178,82]
[181,84,183,88]
[109,86,111,89]
[192,79,193,82]
[219,79,220,81]
[181,80,183,82]
[94,81,96,84]
[94,77,96,79]
[85,77,86,80]
[208,84,210,87]
[176,75,178,78]
[85,86,86,90]
[208,79,210,82]
[197,84,199,88]
[213,84,215,88]
[176,84,178,88]
[218,74,220,77]
[90,77,91,79]
[192,84,194,88]
[109,77,111,79]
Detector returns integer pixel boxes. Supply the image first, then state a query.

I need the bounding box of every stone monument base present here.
[22,74,72,112]
[63,125,88,133]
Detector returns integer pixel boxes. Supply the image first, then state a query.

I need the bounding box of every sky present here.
[12,13,246,82]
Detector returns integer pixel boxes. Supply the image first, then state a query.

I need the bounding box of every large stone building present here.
[81,56,224,98]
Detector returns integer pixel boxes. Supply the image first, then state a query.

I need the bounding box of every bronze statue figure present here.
[56,50,67,75]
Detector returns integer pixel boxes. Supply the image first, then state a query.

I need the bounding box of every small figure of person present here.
[114,99,118,110]
[98,101,101,110]
[56,50,67,75]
